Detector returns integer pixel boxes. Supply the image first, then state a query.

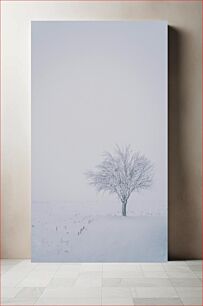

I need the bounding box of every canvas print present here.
[32,21,168,262]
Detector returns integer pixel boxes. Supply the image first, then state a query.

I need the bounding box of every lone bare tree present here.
[85,146,153,216]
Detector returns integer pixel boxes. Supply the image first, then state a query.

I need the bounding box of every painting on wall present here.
[31,21,168,262]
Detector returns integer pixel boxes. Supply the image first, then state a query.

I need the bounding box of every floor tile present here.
[1,299,10,305]
[33,263,60,272]
[1,260,202,306]
[15,287,45,298]
[59,263,82,267]
[166,271,197,278]
[2,297,39,305]
[80,263,102,272]
[143,271,168,278]
[133,297,183,305]
[189,265,202,272]
[194,271,202,279]
[170,278,202,287]
[1,265,15,274]
[103,263,142,272]
[75,277,102,287]
[102,287,132,298]
[78,271,102,278]
[2,287,23,299]
[41,287,101,298]
[141,264,165,272]
[1,260,23,266]
[102,278,122,287]
[122,277,172,287]
[164,265,192,272]
[17,271,56,287]
[103,271,143,278]
[186,260,202,266]
[47,277,76,288]
[54,269,80,278]
[57,264,81,272]
[35,297,101,305]
[2,262,37,287]
[175,287,202,298]
[134,287,178,298]
[74,271,102,287]
[102,297,134,305]
[163,261,187,266]
[180,296,202,305]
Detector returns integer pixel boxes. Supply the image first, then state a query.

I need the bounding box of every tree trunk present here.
[122,201,127,216]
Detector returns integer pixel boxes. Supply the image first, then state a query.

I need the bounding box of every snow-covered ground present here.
[32,202,167,262]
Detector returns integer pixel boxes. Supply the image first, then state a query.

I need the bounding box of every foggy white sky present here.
[32,21,167,213]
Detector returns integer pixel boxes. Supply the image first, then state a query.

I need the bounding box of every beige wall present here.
[1,1,202,259]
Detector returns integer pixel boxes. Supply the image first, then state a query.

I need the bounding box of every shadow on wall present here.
[168,27,202,260]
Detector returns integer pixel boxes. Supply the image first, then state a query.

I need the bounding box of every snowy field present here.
[32,202,167,262]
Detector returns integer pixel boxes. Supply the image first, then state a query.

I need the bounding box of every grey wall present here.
[1,1,202,259]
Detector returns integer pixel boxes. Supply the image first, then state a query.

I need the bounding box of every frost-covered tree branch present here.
[85,145,154,216]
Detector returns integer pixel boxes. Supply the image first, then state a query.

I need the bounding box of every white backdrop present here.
[32,21,168,261]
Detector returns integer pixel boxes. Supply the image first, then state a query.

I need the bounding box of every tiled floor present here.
[1,260,202,305]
